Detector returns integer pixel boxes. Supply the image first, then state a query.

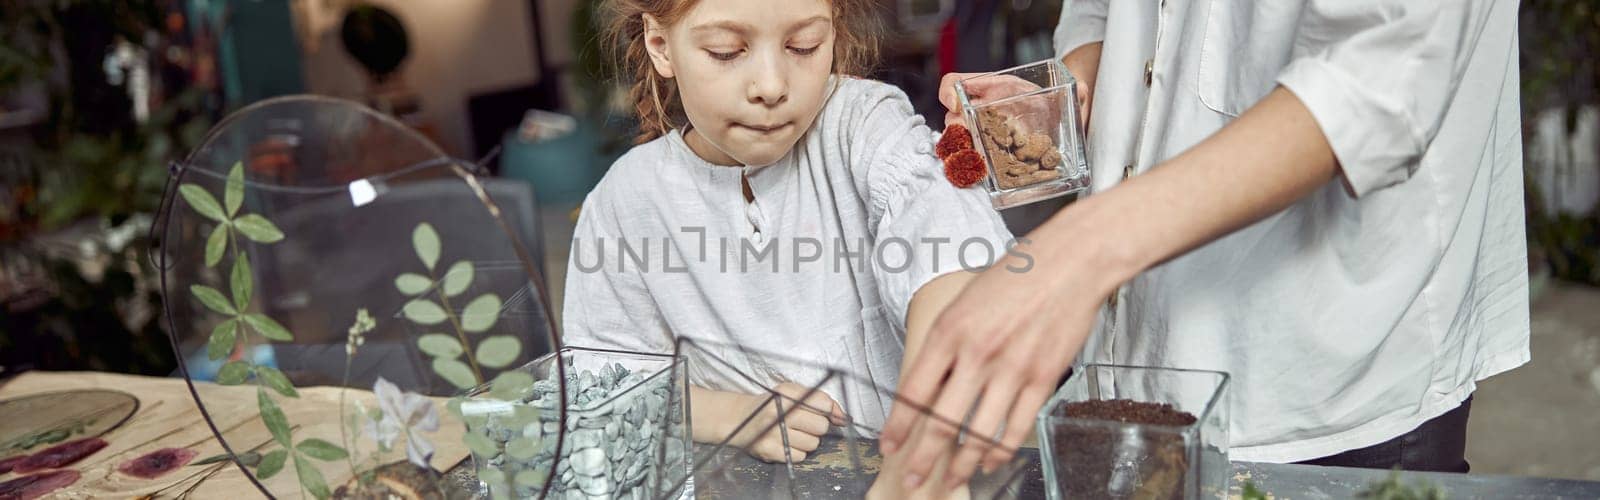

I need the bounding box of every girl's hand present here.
[938,72,1048,132]
[938,42,1103,132]
[691,383,846,463]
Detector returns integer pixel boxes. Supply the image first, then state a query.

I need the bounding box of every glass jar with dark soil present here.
[1037,365,1230,500]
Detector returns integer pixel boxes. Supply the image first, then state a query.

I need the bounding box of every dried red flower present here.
[944,149,987,188]
[936,124,975,160]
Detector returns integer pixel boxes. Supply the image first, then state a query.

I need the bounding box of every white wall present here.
[295,0,577,156]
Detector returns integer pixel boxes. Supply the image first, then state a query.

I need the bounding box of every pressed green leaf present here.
[231,253,253,311]
[216,360,250,385]
[197,451,261,467]
[256,449,288,479]
[432,358,478,389]
[417,334,464,359]
[402,300,448,326]
[488,370,533,400]
[296,438,348,461]
[442,261,474,297]
[190,285,237,315]
[395,273,432,295]
[413,223,441,270]
[505,436,541,460]
[180,184,226,222]
[294,454,332,500]
[234,214,285,243]
[507,405,542,428]
[244,313,293,341]
[446,397,465,418]
[463,430,498,458]
[258,389,292,447]
[205,223,228,268]
[476,336,521,369]
[460,294,502,333]
[207,319,238,361]
[225,162,245,217]
[257,366,299,398]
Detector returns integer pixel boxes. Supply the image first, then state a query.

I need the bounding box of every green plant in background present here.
[0,0,213,377]
[398,222,520,390]
[1238,471,1446,500]
[1521,0,1600,286]
[182,162,346,499]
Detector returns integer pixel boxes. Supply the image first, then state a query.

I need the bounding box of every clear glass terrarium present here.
[673,338,1045,499]
[1036,365,1231,500]
[955,58,1092,210]
[461,347,692,500]
[155,95,563,498]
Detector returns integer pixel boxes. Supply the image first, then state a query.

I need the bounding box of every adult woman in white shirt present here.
[880,0,1531,490]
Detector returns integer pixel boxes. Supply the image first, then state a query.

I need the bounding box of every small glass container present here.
[1036,364,1230,500]
[956,58,1091,210]
[462,347,692,500]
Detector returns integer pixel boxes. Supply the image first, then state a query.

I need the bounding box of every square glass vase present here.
[460,346,692,500]
[956,58,1092,210]
[1036,364,1230,500]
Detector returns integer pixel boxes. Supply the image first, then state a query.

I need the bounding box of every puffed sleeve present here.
[841,80,1016,330]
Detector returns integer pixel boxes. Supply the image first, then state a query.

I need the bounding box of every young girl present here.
[564,0,1012,479]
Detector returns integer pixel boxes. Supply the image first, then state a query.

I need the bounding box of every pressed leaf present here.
[294,454,332,500]
[225,162,245,217]
[244,313,293,341]
[432,358,478,389]
[191,453,232,467]
[417,334,464,359]
[488,370,533,400]
[446,397,465,418]
[236,451,262,467]
[296,438,348,461]
[190,285,237,315]
[256,449,288,479]
[234,214,285,243]
[507,405,542,428]
[216,360,249,385]
[506,436,541,460]
[442,261,474,297]
[413,223,441,270]
[205,223,228,267]
[395,273,432,295]
[231,253,253,311]
[460,294,502,333]
[463,431,498,458]
[402,300,448,325]
[257,366,299,398]
[258,389,292,447]
[180,184,226,222]
[207,319,238,361]
[476,336,521,369]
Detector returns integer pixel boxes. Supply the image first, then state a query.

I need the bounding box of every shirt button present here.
[1143,60,1154,88]
[1123,164,1134,180]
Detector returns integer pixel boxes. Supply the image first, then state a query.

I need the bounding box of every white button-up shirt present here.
[1055,0,1529,462]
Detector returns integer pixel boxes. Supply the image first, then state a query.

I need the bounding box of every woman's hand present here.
[878,230,1116,491]
[691,383,846,463]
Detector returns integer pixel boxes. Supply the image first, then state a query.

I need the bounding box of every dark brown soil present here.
[1063,399,1197,426]
[1053,400,1196,500]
